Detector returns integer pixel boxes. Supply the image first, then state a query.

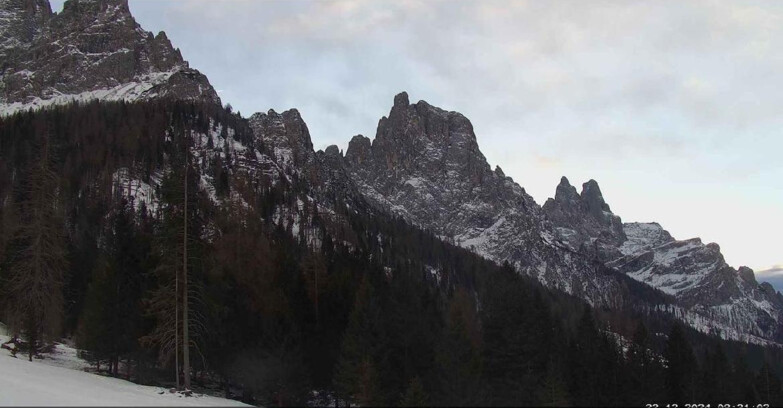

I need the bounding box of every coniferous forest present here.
[1,100,782,407]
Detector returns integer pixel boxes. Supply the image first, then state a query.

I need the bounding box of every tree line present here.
[0,100,781,406]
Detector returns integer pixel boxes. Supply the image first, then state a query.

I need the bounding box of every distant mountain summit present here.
[0,0,219,115]
[543,177,783,342]
[542,177,626,261]
[337,92,628,307]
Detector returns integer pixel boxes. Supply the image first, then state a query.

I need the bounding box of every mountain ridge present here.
[2,0,780,345]
[0,0,219,115]
[300,91,781,344]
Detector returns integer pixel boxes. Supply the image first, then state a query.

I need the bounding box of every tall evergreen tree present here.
[627,322,663,405]
[537,356,571,407]
[142,139,208,390]
[481,266,551,405]
[756,362,782,406]
[334,275,388,406]
[77,198,147,377]
[568,308,602,406]
[399,376,428,407]
[701,343,732,404]
[435,288,483,406]
[664,324,698,404]
[2,138,68,361]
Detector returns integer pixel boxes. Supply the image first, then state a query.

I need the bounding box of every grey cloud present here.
[757,266,783,276]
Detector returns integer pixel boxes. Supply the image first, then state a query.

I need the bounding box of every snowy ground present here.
[0,324,249,407]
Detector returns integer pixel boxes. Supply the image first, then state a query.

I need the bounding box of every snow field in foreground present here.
[0,324,248,407]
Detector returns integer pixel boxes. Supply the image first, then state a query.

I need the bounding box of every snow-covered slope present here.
[609,223,783,341]
[543,180,783,343]
[0,325,247,407]
[0,354,248,406]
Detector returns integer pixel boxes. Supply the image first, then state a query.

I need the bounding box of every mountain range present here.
[2,0,781,345]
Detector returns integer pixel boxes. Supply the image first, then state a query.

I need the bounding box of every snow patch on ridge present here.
[0,67,184,117]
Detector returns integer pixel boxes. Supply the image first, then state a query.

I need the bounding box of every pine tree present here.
[568,308,602,406]
[77,198,146,376]
[301,253,328,326]
[334,275,387,406]
[756,362,782,406]
[435,288,482,406]
[701,343,731,404]
[538,357,570,407]
[3,138,68,361]
[481,267,551,405]
[627,322,663,405]
[142,136,206,391]
[664,324,697,404]
[399,376,428,407]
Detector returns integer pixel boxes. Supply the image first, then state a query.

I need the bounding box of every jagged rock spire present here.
[345,134,371,166]
[581,179,612,216]
[249,108,315,168]
[543,177,626,257]
[554,176,580,202]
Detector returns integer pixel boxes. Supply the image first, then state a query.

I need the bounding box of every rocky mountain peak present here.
[324,144,341,157]
[342,92,625,309]
[581,179,611,215]
[553,176,580,203]
[738,266,757,284]
[543,177,626,257]
[249,108,314,168]
[345,134,371,166]
[393,91,409,108]
[366,92,488,185]
[1,0,219,115]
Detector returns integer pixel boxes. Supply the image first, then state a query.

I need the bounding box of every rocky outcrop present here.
[339,92,630,307]
[544,180,783,342]
[542,177,625,261]
[249,109,315,170]
[0,0,52,59]
[249,108,370,214]
[335,91,783,343]
[0,0,219,115]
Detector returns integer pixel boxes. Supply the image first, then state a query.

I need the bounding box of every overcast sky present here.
[53,0,783,289]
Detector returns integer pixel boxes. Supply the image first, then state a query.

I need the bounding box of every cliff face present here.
[543,181,783,343]
[329,91,783,343]
[333,92,629,307]
[0,0,219,115]
[542,177,626,261]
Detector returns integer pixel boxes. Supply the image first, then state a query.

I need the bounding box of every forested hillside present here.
[1,101,781,406]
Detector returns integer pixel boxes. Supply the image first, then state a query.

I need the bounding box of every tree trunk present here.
[126,357,131,381]
[27,329,35,362]
[182,161,191,391]
[175,249,180,391]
